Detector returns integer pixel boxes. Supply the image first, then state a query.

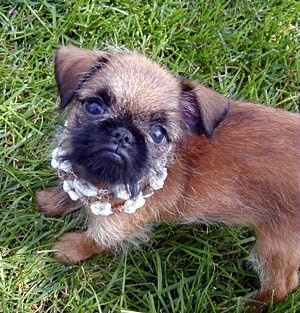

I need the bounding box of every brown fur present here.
[36,46,300,311]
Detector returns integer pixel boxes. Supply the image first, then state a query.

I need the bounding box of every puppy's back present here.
[184,102,300,227]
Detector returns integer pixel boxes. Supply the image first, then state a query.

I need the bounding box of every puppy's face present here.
[55,46,229,195]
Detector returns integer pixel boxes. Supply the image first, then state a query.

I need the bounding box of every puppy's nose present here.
[111,128,133,145]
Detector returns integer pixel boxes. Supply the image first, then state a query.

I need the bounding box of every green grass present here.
[0,0,299,312]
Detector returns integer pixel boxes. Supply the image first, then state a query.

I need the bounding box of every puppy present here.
[36,46,299,310]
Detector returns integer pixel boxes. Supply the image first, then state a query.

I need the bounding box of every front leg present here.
[52,231,104,264]
[52,208,153,264]
[36,187,81,216]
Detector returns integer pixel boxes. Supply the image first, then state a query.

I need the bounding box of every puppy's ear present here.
[180,80,230,137]
[55,46,109,109]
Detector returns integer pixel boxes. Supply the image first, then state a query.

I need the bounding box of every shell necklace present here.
[51,144,168,216]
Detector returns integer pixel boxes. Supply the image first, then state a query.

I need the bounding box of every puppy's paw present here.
[36,188,57,216]
[242,300,268,313]
[36,187,80,217]
[52,232,104,264]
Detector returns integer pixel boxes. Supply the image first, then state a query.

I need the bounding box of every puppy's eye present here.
[149,125,167,144]
[85,101,105,116]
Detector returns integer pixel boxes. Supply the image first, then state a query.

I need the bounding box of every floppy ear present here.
[55,46,109,109]
[180,79,230,137]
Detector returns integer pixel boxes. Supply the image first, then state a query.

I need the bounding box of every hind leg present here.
[251,226,299,307]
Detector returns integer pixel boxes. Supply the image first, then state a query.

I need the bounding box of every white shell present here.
[82,185,99,197]
[51,147,60,158]
[73,179,99,197]
[67,190,80,201]
[73,180,85,196]
[90,201,113,216]
[63,180,74,192]
[51,146,69,170]
[59,160,72,172]
[149,167,168,190]
[123,193,146,214]
[114,185,130,200]
[51,157,59,169]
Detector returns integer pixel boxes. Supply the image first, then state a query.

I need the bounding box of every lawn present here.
[0,0,299,312]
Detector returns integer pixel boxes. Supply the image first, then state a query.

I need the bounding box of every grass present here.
[0,0,299,312]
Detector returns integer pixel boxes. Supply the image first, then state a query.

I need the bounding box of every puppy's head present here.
[55,46,229,196]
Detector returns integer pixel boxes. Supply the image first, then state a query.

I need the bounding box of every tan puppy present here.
[36,46,299,311]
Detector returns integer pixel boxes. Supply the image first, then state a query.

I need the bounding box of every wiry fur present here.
[36,46,300,312]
